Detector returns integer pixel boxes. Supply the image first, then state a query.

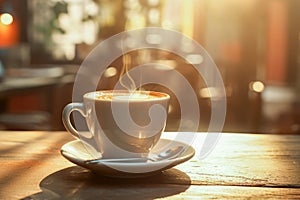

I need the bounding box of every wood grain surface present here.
[0,131,299,199]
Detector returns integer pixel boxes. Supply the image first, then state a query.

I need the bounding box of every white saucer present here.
[61,139,195,178]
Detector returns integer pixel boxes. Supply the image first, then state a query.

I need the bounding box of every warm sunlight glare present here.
[250,81,265,93]
[0,13,13,25]
[104,67,118,77]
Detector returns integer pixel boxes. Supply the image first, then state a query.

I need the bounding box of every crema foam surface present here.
[97,94,157,100]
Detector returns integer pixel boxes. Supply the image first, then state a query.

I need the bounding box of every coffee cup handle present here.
[62,102,87,139]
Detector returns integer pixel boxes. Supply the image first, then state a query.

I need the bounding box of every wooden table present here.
[0,131,299,199]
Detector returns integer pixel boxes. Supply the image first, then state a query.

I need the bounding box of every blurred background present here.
[0,0,299,134]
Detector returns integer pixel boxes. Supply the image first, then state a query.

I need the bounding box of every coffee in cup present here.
[62,90,170,159]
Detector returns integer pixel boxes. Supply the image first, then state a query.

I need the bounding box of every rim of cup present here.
[83,90,170,101]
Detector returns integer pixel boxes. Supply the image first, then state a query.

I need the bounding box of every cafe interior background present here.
[0,0,299,134]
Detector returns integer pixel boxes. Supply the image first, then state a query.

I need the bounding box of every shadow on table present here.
[25,166,191,199]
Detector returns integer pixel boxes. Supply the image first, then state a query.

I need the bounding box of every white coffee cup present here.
[62,90,170,159]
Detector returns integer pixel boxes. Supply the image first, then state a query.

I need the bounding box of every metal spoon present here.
[85,145,184,164]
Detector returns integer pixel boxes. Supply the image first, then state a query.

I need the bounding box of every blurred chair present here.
[0,111,51,130]
[255,84,299,134]
[0,65,75,131]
